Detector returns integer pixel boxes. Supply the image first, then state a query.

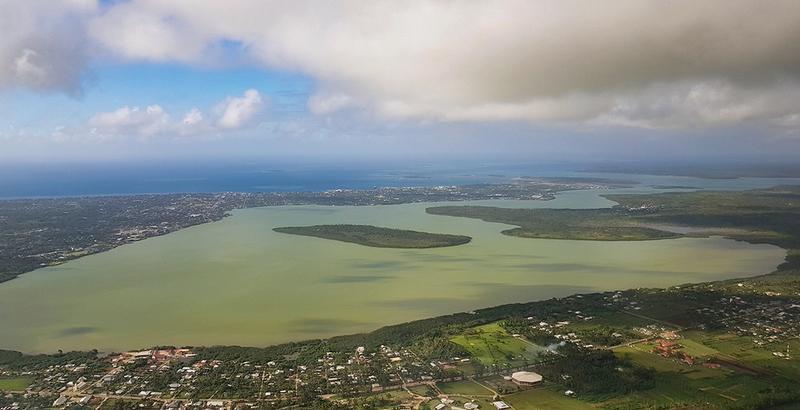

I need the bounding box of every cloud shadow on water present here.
[56,326,98,338]
[322,274,394,283]
[286,318,372,334]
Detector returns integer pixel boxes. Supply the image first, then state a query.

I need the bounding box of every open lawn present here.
[437,380,493,396]
[450,322,547,367]
[504,385,594,410]
[0,377,32,391]
[678,336,721,358]
[408,384,436,397]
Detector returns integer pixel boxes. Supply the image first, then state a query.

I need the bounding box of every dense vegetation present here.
[427,186,800,264]
[537,344,656,399]
[273,224,472,248]
[426,206,680,240]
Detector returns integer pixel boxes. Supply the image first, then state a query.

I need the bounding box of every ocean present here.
[2,159,800,198]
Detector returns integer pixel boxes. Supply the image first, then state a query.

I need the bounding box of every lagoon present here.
[0,189,786,353]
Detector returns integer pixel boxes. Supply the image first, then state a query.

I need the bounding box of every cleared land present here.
[505,385,594,410]
[0,377,32,391]
[272,224,471,248]
[450,322,547,367]
[437,380,493,396]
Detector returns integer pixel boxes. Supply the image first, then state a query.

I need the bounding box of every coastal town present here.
[2,274,799,409]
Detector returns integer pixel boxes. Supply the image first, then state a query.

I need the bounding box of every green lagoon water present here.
[0,189,786,353]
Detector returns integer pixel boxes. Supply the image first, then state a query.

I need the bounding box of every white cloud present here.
[89,105,171,137]
[88,2,209,62]
[308,93,357,115]
[80,0,800,129]
[86,90,265,138]
[3,0,800,132]
[216,89,264,129]
[0,0,96,92]
[182,108,204,126]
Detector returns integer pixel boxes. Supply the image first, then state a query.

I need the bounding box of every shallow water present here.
[0,189,786,353]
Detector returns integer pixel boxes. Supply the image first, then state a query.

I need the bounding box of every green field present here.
[437,380,494,396]
[601,370,782,409]
[0,377,32,391]
[408,384,436,397]
[615,344,726,379]
[273,224,471,248]
[504,385,593,410]
[450,322,547,367]
[685,330,800,380]
[607,332,800,409]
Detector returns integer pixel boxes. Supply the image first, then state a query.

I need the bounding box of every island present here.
[272,224,472,248]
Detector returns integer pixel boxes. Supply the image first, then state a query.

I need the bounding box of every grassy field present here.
[596,370,777,409]
[437,380,494,396]
[450,322,546,367]
[615,344,726,378]
[686,330,800,380]
[606,330,800,409]
[0,377,32,391]
[408,384,436,397]
[504,385,594,410]
[272,224,471,248]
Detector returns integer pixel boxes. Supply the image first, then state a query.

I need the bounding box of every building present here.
[492,401,511,410]
[511,370,543,386]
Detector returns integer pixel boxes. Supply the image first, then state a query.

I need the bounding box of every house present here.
[492,401,511,409]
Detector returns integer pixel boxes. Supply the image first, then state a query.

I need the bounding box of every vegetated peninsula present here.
[425,206,681,241]
[273,224,471,248]
[426,186,800,247]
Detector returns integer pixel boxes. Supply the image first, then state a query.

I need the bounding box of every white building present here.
[511,371,543,386]
[492,401,511,410]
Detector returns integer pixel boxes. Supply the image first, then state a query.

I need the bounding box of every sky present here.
[2,0,800,163]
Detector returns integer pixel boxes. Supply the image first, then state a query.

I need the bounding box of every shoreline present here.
[0,179,617,283]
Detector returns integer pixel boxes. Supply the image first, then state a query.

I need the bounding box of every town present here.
[2,269,799,409]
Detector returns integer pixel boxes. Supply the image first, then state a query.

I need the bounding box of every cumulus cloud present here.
[0,0,96,92]
[88,2,210,62]
[89,105,171,137]
[86,89,265,138]
[308,93,357,115]
[216,89,264,129]
[79,0,800,129]
[4,0,800,131]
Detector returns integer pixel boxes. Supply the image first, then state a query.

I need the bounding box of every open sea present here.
[3,159,800,198]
